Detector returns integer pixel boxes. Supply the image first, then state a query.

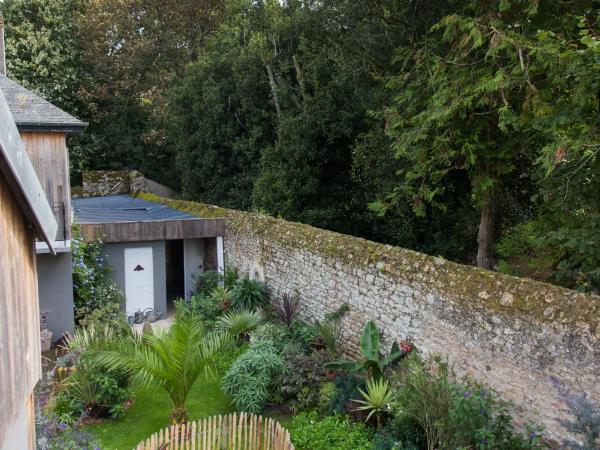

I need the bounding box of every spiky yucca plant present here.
[86,316,229,423]
[354,377,396,429]
[216,309,263,339]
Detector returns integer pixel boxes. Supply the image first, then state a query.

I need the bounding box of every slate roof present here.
[72,195,198,224]
[0,75,87,132]
[0,87,58,252]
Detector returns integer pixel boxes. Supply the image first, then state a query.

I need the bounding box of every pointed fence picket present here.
[133,413,294,450]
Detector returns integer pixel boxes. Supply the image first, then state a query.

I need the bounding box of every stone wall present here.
[138,193,600,443]
[81,170,176,198]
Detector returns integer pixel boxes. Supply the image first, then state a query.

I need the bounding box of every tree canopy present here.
[2,0,599,293]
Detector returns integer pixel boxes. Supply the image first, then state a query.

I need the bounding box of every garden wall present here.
[138,193,600,443]
[81,170,176,198]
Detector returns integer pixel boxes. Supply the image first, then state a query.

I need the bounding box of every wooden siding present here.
[20,131,71,240]
[79,218,226,243]
[0,176,41,450]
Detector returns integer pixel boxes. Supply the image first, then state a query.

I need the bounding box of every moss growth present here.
[135,193,600,330]
[83,170,130,184]
[136,192,227,219]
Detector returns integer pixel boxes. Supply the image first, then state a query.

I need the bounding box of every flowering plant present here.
[71,227,124,325]
[36,411,100,450]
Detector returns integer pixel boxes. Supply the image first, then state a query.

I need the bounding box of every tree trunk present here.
[264,61,282,117]
[476,193,496,269]
[293,54,308,112]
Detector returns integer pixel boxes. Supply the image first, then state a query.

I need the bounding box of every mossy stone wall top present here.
[138,192,600,334]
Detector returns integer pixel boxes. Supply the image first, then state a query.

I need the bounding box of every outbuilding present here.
[72,194,225,319]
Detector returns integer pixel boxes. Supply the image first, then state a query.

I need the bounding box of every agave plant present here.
[325,320,409,380]
[216,309,263,339]
[354,378,396,428]
[85,315,229,423]
[354,377,396,429]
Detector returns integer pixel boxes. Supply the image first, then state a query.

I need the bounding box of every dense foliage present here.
[288,411,374,450]
[71,230,124,327]
[81,316,229,423]
[36,410,101,450]
[391,355,543,450]
[3,0,599,291]
[222,339,286,413]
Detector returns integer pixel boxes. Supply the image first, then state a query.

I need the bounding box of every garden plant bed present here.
[85,378,232,450]
[38,257,593,450]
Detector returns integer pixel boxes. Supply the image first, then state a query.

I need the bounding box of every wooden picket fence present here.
[133,413,294,450]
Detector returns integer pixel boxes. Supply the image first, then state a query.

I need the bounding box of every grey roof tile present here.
[72,195,199,224]
[0,75,87,132]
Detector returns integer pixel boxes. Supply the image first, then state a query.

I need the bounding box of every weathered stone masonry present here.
[139,193,600,442]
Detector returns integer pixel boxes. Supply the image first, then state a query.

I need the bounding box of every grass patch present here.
[86,377,233,450]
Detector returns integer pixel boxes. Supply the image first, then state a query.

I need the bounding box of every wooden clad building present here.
[0,58,87,341]
[0,83,58,450]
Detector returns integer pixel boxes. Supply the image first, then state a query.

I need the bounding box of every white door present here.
[124,247,154,316]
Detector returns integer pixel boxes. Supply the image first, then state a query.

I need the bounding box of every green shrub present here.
[222,267,239,289]
[281,350,331,413]
[394,355,543,450]
[372,426,421,450]
[192,268,239,296]
[52,392,82,424]
[288,320,318,352]
[250,323,289,347]
[317,381,336,415]
[210,341,249,375]
[72,229,124,325]
[176,291,225,323]
[328,373,365,415]
[222,340,286,413]
[381,414,426,450]
[288,411,374,450]
[192,270,221,295]
[55,363,131,420]
[231,277,269,310]
[77,301,125,330]
[250,320,316,353]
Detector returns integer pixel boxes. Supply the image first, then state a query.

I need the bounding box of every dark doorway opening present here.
[165,239,184,313]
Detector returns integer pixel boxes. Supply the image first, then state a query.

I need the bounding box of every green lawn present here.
[86,378,233,450]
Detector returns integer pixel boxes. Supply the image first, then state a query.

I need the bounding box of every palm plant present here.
[354,377,396,429]
[231,277,269,310]
[211,285,233,309]
[86,316,229,423]
[216,309,263,339]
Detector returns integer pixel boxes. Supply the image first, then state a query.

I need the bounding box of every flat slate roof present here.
[73,195,198,224]
[0,75,87,133]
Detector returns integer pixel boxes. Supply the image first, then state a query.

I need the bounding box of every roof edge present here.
[0,89,57,253]
[75,217,220,225]
[17,122,88,134]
